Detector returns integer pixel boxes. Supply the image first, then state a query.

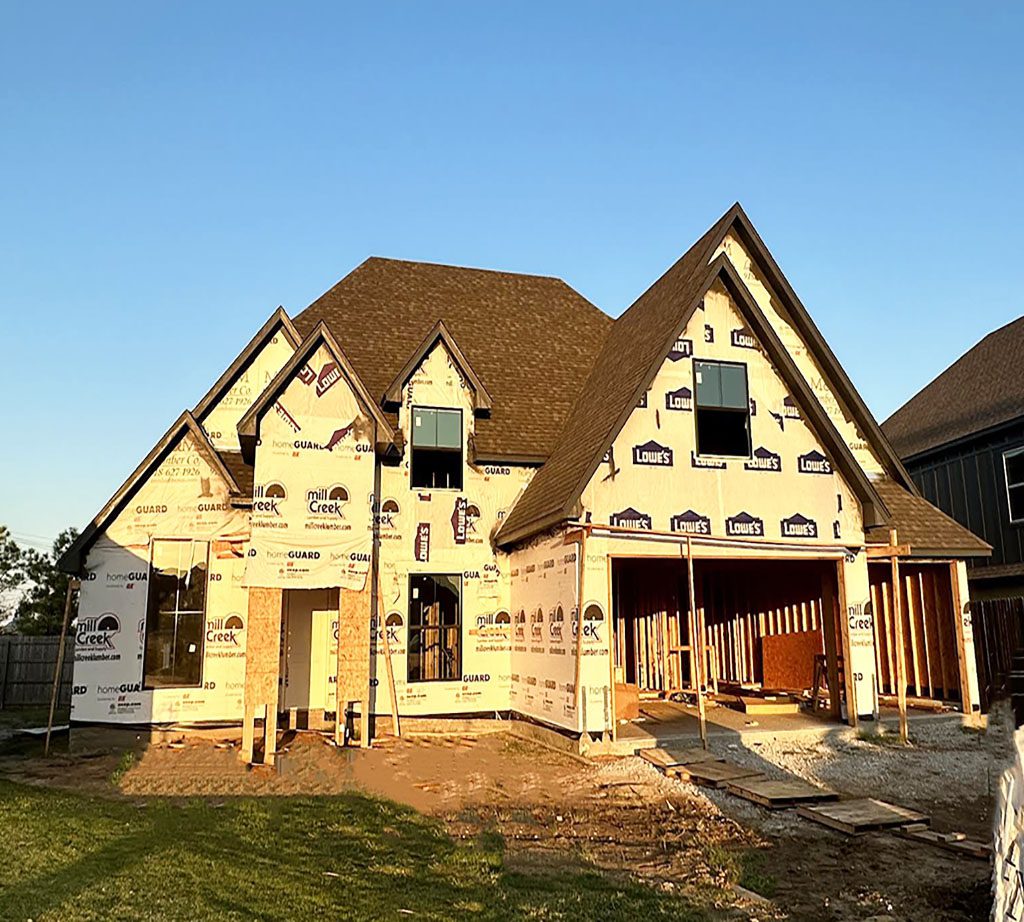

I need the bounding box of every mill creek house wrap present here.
[60,204,991,759]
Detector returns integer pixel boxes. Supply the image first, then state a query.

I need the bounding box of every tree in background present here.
[0,526,24,624]
[10,529,79,635]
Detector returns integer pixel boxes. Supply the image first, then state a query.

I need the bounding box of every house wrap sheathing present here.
[61,205,990,750]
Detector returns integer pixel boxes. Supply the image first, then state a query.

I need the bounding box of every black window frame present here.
[1004,447,1024,525]
[406,573,462,683]
[409,405,464,490]
[693,358,752,459]
[142,538,209,690]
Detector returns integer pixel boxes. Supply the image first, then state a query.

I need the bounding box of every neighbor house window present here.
[410,407,463,489]
[407,574,461,682]
[143,539,208,688]
[694,360,751,457]
[1005,448,1024,524]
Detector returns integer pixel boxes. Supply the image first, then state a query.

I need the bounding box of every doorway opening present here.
[280,588,339,730]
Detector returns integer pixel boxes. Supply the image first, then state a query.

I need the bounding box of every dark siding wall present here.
[906,421,1024,570]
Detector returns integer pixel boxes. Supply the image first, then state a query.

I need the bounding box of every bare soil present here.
[0,712,1009,921]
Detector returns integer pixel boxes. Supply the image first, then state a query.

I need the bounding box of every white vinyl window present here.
[1004,448,1024,524]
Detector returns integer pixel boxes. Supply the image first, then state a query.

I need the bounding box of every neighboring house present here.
[59,204,990,761]
[883,317,1024,601]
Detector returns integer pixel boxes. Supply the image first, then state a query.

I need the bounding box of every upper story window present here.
[410,407,463,490]
[694,359,751,458]
[144,539,208,689]
[1004,448,1024,524]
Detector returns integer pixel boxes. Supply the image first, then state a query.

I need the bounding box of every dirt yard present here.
[0,711,1010,921]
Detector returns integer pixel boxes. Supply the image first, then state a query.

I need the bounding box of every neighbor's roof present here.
[869,478,991,557]
[883,316,1024,460]
[293,258,614,462]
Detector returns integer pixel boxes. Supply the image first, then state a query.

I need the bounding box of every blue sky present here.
[1,3,1021,550]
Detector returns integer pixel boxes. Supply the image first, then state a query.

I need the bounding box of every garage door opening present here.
[612,556,847,722]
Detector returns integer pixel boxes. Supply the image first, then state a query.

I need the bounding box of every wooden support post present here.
[891,557,909,743]
[573,528,588,734]
[685,538,707,750]
[820,571,841,719]
[378,585,401,738]
[263,705,278,765]
[45,578,77,757]
[949,561,973,715]
[836,559,858,729]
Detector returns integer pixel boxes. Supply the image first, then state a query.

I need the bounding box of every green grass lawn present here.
[0,779,714,921]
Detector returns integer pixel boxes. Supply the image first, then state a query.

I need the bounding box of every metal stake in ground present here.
[45,577,78,757]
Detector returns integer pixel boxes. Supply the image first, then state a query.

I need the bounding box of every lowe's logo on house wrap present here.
[744,446,782,472]
[730,327,757,349]
[781,514,818,539]
[610,508,652,530]
[667,337,693,361]
[253,481,287,514]
[691,452,726,470]
[632,440,673,466]
[76,613,120,650]
[797,450,833,475]
[726,512,764,538]
[670,510,711,535]
[782,396,801,420]
[664,386,693,412]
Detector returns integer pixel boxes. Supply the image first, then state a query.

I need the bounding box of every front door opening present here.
[280,588,339,729]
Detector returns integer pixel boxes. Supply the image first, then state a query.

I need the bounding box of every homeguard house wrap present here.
[60,204,991,760]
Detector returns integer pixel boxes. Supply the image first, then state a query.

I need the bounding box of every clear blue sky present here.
[1,3,1021,550]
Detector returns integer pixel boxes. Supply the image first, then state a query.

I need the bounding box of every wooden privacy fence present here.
[971,596,1024,713]
[0,635,74,709]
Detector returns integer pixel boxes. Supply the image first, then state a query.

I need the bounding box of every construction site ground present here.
[0,707,1009,921]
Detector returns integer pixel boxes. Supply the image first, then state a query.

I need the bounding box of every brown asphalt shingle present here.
[870,478,990,556]
[292,258,614,460]
[882,316,1024,460]
[496,209,734,541]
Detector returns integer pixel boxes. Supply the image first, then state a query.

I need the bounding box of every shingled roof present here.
[883,316,1024,460]
[293,258,613,462]
[870,478,991,557]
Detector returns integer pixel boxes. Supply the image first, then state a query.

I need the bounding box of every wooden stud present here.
[685,538,707,749]
[891,557,909,743]
[949,561,973,715]
[836,559,858,728]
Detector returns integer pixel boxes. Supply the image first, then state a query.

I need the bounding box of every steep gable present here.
[581,276,867,544]
[497,207,891,546]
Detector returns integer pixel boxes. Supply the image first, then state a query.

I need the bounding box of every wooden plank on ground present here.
[725,776,839,809]
[797,798,929,834]
[737,695,802,715]
[639,747,725,770]
[671,760,764,788]
[896,826,992,860]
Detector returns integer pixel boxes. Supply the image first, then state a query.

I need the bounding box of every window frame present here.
[1003,447,1024,525]
[142,537,209,691]
[409,405,464,491]
[406,572,462,683]
[692,358,752,460]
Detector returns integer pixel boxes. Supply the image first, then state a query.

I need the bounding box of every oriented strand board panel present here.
[725,777,838,809]
[762,630,823,690]
[798,798,929,834]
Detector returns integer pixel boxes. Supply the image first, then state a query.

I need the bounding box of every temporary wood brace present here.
[684,537,707,750]
[45,578,78,757]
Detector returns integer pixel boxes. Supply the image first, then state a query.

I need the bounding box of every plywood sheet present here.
[725,776,838,809]
[798,798,929,834]
[762,630,823,690]
[672,761,764,788]
[639,747,724,770]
